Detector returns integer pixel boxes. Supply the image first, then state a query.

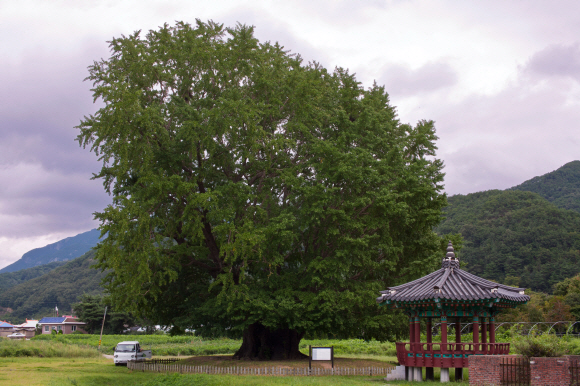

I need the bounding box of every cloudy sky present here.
[1,0,579,268]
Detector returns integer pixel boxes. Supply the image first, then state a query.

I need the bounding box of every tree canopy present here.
[73,294,136,334]
[77,20,447,359]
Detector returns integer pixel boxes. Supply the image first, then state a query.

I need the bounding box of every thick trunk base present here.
[233,323,307,360]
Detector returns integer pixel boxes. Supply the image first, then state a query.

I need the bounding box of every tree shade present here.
[76,20,447,359]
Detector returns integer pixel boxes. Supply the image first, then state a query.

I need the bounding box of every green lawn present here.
[0,336,475,385]
[0,357,409,386]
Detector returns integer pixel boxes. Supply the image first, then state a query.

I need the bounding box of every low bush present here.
[512,334,569,358]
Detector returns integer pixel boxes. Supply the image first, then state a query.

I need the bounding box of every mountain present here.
[511,160,580,213]
[0,229,102,274]
[435,189,580,293]
[0,260,68,293]
[0,250,104,323]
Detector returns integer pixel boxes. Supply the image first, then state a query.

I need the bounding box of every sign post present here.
[309,345,334,371]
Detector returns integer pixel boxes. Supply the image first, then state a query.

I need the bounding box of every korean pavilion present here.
[377,243,530,382]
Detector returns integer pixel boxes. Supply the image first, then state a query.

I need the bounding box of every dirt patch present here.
[177,355,394,370]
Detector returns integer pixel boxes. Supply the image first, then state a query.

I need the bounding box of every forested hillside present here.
[435,190,580,293]
[0,228,102,274]
[511,160,580,213]
[0,250,104,323]
[0,261,67,292]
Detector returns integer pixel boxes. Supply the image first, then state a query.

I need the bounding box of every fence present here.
[127,361,394,376]
[500,356,530,386]
[571,359,580,386]
[133,358,180,365]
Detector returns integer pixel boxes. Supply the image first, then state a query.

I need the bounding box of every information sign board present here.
[309,345,334,369]
[312,347,332,361]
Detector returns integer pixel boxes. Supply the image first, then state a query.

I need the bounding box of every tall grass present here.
[31,335,397,357]
[0,338,99,358]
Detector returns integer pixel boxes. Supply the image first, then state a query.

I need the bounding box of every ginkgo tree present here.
[77,20,447,360]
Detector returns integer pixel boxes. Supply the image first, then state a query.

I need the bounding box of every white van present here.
[113,341,152,365]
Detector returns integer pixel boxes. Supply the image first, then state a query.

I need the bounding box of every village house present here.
[38,316,87,334]
[0,320,15,337]
[13,319,38,339]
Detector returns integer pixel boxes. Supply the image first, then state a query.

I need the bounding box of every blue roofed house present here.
[38,316,87,334]
[0,321,15,337]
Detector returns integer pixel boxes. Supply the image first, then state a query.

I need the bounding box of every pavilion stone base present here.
[414,366,423,381]
[440,368,450,382]
[385,365,406,381]
[469,355,578,386]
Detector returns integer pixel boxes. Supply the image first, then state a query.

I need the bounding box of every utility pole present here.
[98,306,107,351]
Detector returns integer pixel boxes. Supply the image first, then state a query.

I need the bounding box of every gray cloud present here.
[525,42,580,81]
[401,69,580,195]
[0,41,112,242]
[378,61,458,97]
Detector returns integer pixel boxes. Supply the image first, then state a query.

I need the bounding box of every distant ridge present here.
[0,250,104,322]
[0,229,102,274]
[0,260,67,293]
[511,160,580,213]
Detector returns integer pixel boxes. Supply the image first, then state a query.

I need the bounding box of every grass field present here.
[0,336,472,385]
[31,335,397,357]
[0,356,458,386]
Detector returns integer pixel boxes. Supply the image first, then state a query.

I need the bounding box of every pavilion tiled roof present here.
[377,243,530,305]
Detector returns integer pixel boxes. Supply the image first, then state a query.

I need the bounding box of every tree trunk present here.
[233,323,308,360]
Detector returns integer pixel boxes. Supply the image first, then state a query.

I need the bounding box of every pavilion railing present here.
[396,342,510,368]
[398,341,510,354]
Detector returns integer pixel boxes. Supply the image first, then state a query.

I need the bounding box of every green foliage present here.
[435,190,580,293]
[512,334,569,357]
[495,290,573,326]
[0,251,105,323]
[76,20,447,343]
[0,261,67,293]
[0,339,100,358]
[552,274,580,319]
[73,294,135,334]
[511,160,580,213]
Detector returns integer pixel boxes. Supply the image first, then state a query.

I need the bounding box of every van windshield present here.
[115,344,136,352]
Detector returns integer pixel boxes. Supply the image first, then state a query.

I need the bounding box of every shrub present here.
[512,334,569,358]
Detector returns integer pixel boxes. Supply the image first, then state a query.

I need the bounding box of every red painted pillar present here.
[410,317,415,343]
[414,317,421,349]
[482,317,487,353]
[427,318,432,344]
[490,317,496,344]
[455,317,461,347]
[408,316,416,373]
[426,317,434,381]
[441,316,448,352]
[455,317,463,381]
[473,315,479,353]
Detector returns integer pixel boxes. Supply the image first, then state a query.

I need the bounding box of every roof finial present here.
[442,242,459,269]
[446,242,455,259]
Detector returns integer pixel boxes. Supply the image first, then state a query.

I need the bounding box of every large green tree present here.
[77,20,446,360]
